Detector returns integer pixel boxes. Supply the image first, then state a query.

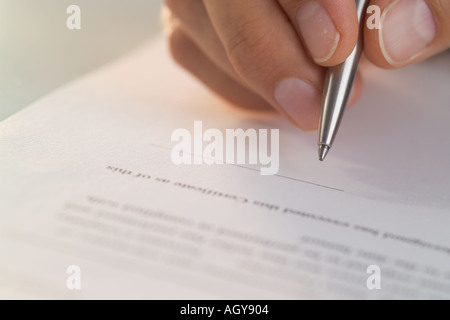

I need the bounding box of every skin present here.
[163,0,450,131]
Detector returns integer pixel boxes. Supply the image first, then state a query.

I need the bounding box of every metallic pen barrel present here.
[318,0,370,161]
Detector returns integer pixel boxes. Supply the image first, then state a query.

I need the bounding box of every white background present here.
[0,0,162,121]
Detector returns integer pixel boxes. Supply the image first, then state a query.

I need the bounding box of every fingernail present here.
[380,0,436,66]
[297,1,340,63]
[274,78,322,131]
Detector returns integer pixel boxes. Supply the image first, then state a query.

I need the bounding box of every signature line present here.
[149,143,345,193]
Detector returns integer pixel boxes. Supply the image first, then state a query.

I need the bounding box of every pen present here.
[318,0,370,161]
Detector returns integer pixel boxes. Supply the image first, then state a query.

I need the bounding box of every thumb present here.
[364,0,450,68]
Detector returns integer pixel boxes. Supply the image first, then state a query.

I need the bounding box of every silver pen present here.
[318,0,370,161]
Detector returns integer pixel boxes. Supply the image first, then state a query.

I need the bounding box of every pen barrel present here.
[318,0,370,149]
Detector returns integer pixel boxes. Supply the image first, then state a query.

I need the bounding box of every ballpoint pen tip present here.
[318,145,330,162]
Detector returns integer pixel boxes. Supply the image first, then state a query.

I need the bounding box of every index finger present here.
[203,0,325,130]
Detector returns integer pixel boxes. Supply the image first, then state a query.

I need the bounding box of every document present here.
[1,35,449,299]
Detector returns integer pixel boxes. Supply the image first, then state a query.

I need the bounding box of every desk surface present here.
[0,0,162,122]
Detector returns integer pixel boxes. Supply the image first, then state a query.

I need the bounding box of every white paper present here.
[1,35,450,299]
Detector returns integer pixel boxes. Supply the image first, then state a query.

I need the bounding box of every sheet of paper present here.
[1,35,450,299]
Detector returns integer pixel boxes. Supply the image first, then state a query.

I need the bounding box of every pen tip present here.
[318,145,330,162]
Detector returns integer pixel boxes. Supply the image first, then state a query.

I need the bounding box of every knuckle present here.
[432,0,450,29]
[429,0,450,44]
[168,27,191,67]
[226,18,275,78]
[163,0,180,13]
[432,0,450,16]
[277,0,291,9]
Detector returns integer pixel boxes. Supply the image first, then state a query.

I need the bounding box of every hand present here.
[163,0,450,131]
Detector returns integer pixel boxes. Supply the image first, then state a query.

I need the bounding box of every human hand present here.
[163,0,450,131]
